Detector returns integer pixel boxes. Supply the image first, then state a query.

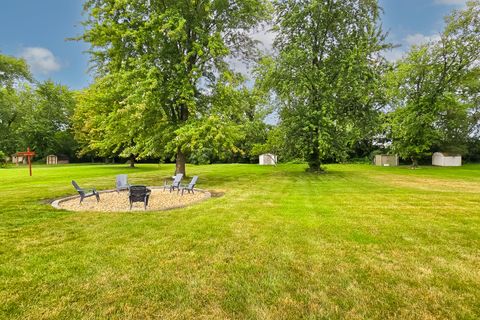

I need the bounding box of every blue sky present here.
[0,0,468,90]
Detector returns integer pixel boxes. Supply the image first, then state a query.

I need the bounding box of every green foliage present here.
[0,53,32,156]
[0,150,6,167]
[387,1,480,166]
[251,126,284,160]
[0,53,31,88]
[1,82,77,159]
[0,53,76,160]
[74,73,142,161]
[0,88,21,155]
[15,81,77,159]
[264,0,390,171]
[77,0,271,173]
[166,115,244,164]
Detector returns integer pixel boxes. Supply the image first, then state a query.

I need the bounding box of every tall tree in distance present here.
[16,81,77,159]
[0,53,31,88]
[78,0,270,175]
[0,53,31,155]
[387,0,480,167]
[265,0,390,172]
[73,73,143,167]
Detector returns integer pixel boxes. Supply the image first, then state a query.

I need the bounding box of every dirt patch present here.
[53,187,210,212]
[373,174,480,193]
[209,190,225,198]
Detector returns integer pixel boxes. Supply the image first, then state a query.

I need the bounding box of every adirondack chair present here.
[116,174,130,193]
[72,180,100,204]
[163,173,183,192]
[179,175,198,195]
[128,185,151,210]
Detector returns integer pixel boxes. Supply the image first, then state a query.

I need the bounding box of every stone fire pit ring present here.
[51,186,211,212]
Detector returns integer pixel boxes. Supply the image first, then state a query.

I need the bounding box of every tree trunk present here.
[176,148,186,176]
[411,157,418,168]
[307,156,323,172]
[307,129,324,172]
[130,154,135,168]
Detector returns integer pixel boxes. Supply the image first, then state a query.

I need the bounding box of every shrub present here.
[0,151,7,168]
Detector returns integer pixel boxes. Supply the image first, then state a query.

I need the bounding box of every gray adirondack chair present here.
[128,185,151,210]
[163,173,183,192]
[116,174,130,192]
[179,176,198,195]
[72,180,100,204]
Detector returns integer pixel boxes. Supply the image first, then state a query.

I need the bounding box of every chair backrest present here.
[129,185,148,201]
[116,174,128,187]
[173,173,183,187]
[71,180,84,195]
[72,180,82,191]
[188,176,198,188]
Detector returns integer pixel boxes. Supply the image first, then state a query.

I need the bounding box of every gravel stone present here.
[57,188,209,212]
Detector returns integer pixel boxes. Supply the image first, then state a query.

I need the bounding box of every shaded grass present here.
[0,163,479,319]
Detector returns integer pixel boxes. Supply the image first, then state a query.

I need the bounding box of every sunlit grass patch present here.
[0,163,479,319]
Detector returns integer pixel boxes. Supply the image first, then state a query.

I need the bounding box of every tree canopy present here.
[261,0,390,171]
[386,0,480,166]
[4,1,480,168]
[77,0,271,174]
[0,53,76,160]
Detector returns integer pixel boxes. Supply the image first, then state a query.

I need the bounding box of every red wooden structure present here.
[16,147,36,176]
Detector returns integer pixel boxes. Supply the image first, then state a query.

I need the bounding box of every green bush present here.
[0,151,7,168]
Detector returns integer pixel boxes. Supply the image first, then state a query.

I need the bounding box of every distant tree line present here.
[0,55,77,161]
[0,0,479,173]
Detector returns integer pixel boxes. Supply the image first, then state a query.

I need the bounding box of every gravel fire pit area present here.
[52,187,210,212]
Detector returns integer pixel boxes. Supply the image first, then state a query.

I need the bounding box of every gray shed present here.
[46,155,58,165]
[259,153,277,165]
[374,154,399,167]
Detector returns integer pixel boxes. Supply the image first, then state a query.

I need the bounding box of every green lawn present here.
[1,163,479,319]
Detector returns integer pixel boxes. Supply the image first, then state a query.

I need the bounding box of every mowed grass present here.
[0,163,479,319]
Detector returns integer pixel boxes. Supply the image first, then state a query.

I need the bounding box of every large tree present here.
[0,53,31,88]
[264,0,389,171]
[0,53,31,156]
[78,0,270,174]
[387,1,480,166]
[74,72,142,166]
[16,81,77,159]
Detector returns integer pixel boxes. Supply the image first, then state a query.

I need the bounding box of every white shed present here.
[374,154,399,167]
[11,155,26,165]
[46,154,58,165]
[259,153,277,165]
[432,152,462,167]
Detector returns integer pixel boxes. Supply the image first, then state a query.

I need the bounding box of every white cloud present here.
[20,47,61,75]
[434,0,466,5]
[404,33,441,46]
[383,48,406,62]
[251,28,276,54]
